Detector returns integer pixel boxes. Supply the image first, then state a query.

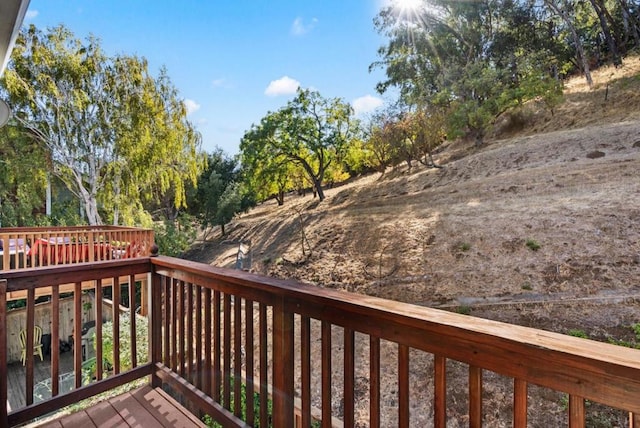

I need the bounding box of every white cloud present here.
[264,76,301,97]
[291,17,318,36]
[184,99,201,115]
[352,95,384,116]
[211,78,231,89]
[26,10,39,19]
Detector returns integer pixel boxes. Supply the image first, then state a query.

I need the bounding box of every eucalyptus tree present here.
[240,88,356,202]
[0,124,47,226]
[1,25,202,225]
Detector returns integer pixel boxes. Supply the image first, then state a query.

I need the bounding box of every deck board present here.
[32,386,206,428]
[7,350,75,411]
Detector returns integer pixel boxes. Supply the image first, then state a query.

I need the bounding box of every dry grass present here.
[183,57,640,426]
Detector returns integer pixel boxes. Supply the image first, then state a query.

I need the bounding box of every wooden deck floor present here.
[8,350,75,411]
[31,386,206,428]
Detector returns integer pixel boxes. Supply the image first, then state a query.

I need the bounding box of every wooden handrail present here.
[149,255,640,427]
[1,255,640,426]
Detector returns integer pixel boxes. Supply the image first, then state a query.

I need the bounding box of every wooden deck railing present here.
[0,226,154,273]
[1,255,640,427]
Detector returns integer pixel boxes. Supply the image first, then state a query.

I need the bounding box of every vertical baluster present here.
[204,288,212,397]
[223,293,232,409]
[370,336,380,428]
[195,285,203,390]
[73,282,82,388]
[301,316,311,427]
[96,279,103,381]
[171,278,178,372]
[398,344,409,428]
[569,395,585,428]
[178,281,185,377]
[322,321,332,427]
[630,412,640,428]
[434,355,446,428]
[213,290,221,402]
[187,282,194,384]
[344,328,355,428]
[234,296,242,417]
[0,280,7,425]
[113,275,120,375]
[162,276,170,368]
[272,299,294,428]
[25,289,35,406]
[51,286,60,396]
[259,303,268,428]
[469,365,482,428]
[1,234,8,270]
[88,230,95,262]
[245,299,255,426]
[150,267,162,388]
[130,273,139,367]
[513,379,527,428]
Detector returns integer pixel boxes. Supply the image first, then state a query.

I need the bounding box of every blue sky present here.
[23,1,394,155]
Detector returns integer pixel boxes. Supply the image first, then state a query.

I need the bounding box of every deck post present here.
[150,262,163,388]
[272,298,294,428]
[0,280,8,425]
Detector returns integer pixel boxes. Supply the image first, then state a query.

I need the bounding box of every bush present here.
[98,313,149,373]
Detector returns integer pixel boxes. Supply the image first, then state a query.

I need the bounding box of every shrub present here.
[525,238,541,251]
[99,313,149,373]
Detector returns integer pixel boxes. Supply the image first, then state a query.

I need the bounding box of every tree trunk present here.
[589,0,622,66]
[618,0,640,49]
[313,178,325,201]
[545,0,593,87]
[276,191,284,206]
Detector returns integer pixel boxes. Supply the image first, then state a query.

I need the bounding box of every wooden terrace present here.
[1,227,640,427]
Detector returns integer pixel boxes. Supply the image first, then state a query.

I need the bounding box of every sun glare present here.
[394,0,422,12]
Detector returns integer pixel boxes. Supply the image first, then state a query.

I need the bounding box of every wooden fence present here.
[0,226,153,274]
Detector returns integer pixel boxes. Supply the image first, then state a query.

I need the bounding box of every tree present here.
[187,150,245,237]
[241,137,297,205]
[0,124,48,226]
[1,25,202,225]
[372,0,567,145]
[240,88,356,202]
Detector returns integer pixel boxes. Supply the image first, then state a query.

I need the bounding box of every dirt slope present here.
[185,58,640,323]
[182,58,640,426]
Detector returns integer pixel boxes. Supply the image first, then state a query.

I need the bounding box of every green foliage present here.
[525,238,541,251]
[567,329,589,339]
[2,25,202,225]
[608,324,640,349]
[153,215,197,257]
[187,150,247,235]
[370,0,624,143]
[455,305,472,315]
[100,313,149,372]
[203,378,273,428]
[0,125,48,226]
[202,377,322,428]
[459,242,471,252]
[240,88,357,202]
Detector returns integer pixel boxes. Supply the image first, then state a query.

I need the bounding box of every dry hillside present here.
[182,58,640,426]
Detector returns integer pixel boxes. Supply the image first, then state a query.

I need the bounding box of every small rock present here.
[633,141,640,148]
[586,150,605,159]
